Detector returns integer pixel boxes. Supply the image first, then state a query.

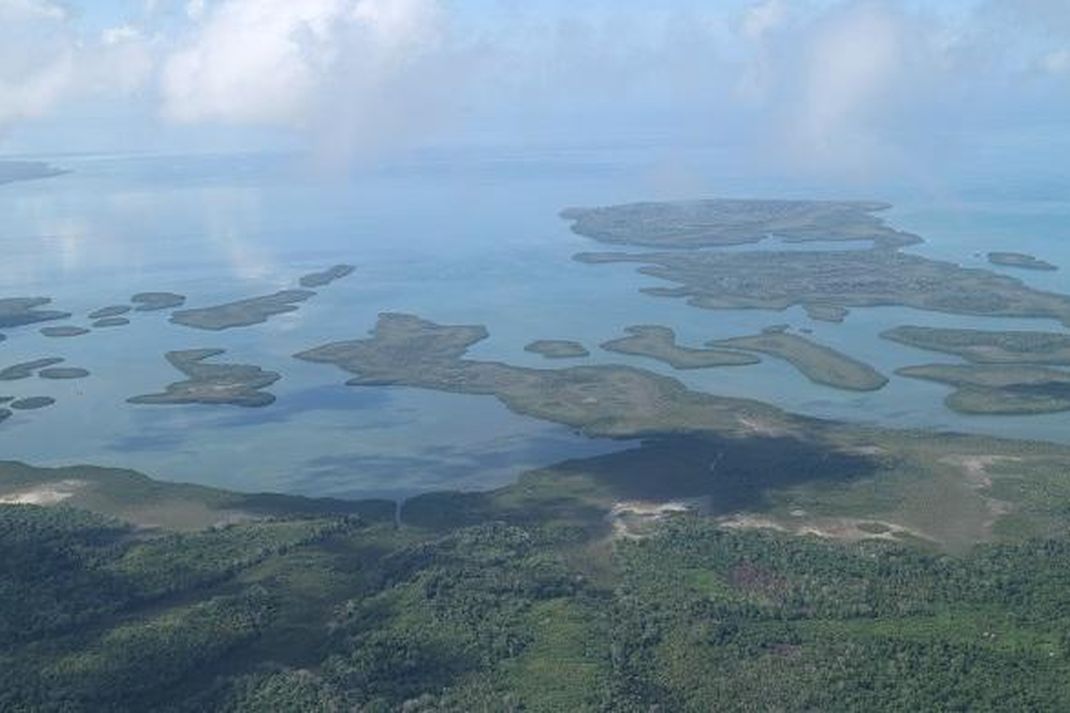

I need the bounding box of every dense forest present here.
[3,497,1069,711]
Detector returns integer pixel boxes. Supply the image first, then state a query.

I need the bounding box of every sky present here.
[1,0,1068,182]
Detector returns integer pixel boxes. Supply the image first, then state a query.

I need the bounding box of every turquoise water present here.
[0,146,1067,498]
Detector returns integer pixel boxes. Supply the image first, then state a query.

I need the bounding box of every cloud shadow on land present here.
[401,431,882,532]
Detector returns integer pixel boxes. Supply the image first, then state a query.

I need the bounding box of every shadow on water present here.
[402,431,883,530]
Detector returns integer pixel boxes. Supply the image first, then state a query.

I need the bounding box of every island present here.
[988,251,1058,271]
[10,396,56,410]
[710,329,888,391]
[299,264,356,288]
[524,339,590,359]
[0,160,66,185]
[0,297,71,329]
[803,303,850,322]
[561,199,922,249]
[882,325,1070,365]
[897,363,1070,415]
[601,325,759,369]
[574,247,1070,327]
[39,367,90,380]
[0,358,65,381]
[128,349,281,407]
[92,317,130,328]
[131,292,186,311]
[40,326,90,338]
[88,305,132,319]
[170,290,315,330]
[565,199,1070,328]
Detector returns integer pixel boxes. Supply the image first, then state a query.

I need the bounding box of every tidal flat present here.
[561,199,921,249]
[882,325,1070,365]
[897,363,1070,415]
[988,251,1058,271]
[524,339,589,359]
[171,290,315,330]
[711,329,888,391]
[601,325,759,369]
[129,349,281,407]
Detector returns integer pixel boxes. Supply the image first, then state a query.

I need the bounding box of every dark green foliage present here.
[5,502,1070,711]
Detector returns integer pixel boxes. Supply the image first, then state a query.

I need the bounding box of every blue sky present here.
[1,0,1068,183]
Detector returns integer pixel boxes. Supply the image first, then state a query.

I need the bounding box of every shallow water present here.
[0,146,1067,498]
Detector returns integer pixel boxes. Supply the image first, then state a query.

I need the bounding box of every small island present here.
[132,292,186,311]
[987,251,1058,271]
[803,303,850,323]
[299,264,356,288]
[0,358,65,381]
[897,363,1070,415]
[524,340,590,359]
[882,325,1070,365]
[88,305,132,319]
[41,326,90,338]
[11,396,56,410]
[711,329,888,391]
[171,290,315,331]
[0,160,66,185]
[0,298,71,329]
[128,349,281,407]
[92,317,130,328]
[39,367,90,380]
[601,325,759,369]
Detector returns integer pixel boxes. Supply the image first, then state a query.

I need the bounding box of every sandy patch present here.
[0,479,86,506]
[718,512,931,544]
[940,454,1022,489]
[607,497,709,539]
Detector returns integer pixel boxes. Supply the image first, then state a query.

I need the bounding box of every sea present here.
[0,139,1067,499]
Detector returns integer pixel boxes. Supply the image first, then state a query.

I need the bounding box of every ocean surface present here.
[0,144,1067,499]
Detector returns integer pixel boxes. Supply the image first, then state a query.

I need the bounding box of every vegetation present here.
[128,349,281,407]
[299,264,356,288]
[170,290,315,330]
[882,325,1070,365]
[4,489,1070,711]
[601,325,759,369]
[898,363,1070,414]
[524,339,590,359]
[0,297,70,329]
[712,328,888,391]
[561,198,920,249]
[131,292,186,311]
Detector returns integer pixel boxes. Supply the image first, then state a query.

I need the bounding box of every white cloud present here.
[160,0,451,134]
[742,0,786,42]
[1041,48,1070,75]
[0,0,151,134]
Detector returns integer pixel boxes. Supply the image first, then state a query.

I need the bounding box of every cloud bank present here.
[0,0,1067,178]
